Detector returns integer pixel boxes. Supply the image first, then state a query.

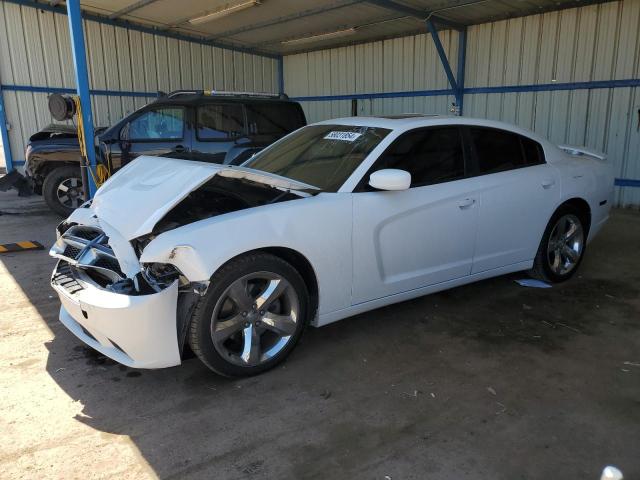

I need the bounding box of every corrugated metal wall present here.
[464,0,640,207]
[283,0,640,206]
[284,30,460,123]
[0,1,278,164]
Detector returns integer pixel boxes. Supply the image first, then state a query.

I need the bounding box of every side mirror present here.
[369,169,411,191]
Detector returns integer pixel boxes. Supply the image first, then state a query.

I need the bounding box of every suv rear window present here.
[197,104,245,140]
[246,103,304,136]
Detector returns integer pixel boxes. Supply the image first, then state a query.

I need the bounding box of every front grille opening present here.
[109,338,129,357]
[79,325,97,343]
[94,257,124,277]
[84,268,115,288]
[63,244,82,259]
[71,227,101,241]
[52,261,84,295]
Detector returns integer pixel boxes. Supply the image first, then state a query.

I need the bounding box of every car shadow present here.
[3,190,640,478]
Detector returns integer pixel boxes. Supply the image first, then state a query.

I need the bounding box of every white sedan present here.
[50,115,614,376]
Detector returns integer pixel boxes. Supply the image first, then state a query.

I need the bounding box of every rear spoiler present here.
[558,145,607,161]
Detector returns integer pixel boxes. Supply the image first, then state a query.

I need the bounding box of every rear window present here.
[196,104,245,140]
[246,103,305,136]
[469,127,545,174]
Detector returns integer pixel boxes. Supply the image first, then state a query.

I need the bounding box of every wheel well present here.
[258,247,319,321]
[37,162,79,179]
[559,198,591,235]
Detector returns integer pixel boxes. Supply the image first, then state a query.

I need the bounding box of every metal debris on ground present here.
[515,278,552,288]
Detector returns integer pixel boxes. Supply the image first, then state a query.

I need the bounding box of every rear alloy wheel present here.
[546,214,584,276]
[188,253,308,377]
[42,166,84,217]
[530,206,587,283]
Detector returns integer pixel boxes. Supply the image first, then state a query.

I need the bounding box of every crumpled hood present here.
[90,155,317,240]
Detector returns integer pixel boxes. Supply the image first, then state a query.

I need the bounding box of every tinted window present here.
[244,124,391,192]
[246,103,304,136]
[521,136,545,165]
[197,104,244,140]
[129,107,184,140]
[469,127,525,174]
[371,127,465,187]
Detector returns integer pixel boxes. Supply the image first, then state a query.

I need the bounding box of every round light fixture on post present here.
[48,94,77,121]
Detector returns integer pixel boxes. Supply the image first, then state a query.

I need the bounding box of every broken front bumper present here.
[49,223,183,369]
[51,261,181,368]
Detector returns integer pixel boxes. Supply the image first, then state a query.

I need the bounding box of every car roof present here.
[151,94,298,107]
[313,115,552,146]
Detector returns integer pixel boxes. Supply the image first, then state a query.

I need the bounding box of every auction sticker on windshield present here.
[324,131,363,142]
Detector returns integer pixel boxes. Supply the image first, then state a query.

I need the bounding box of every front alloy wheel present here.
[211,272,300,367]
[188,253,309,377]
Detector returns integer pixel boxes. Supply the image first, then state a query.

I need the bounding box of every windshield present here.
[244,124,391,192]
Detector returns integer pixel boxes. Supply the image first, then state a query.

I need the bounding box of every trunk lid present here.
[90,155,317,240]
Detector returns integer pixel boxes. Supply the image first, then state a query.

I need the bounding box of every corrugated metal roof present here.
[76,0,617,55]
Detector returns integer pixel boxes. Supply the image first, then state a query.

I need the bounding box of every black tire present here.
[529,205,587,283]
[188,252,309,377]
[42,166,83,217]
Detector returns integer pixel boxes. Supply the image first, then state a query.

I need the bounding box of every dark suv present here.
[25,91,307,216]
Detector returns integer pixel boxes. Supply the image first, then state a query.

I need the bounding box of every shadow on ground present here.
[2,190,639,479]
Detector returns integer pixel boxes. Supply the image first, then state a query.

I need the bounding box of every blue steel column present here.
[456,27,467,115]
[0,89,14,172]
[66,0,97,197]
[277,55,285,95]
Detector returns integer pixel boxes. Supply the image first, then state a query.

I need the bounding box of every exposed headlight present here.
[141,262,186,290]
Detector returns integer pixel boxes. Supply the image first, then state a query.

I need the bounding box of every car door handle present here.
[173,145,186,153]
[542,179,556,189]
[457,198,476,209]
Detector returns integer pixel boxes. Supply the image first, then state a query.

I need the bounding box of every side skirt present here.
[315,260,533,327]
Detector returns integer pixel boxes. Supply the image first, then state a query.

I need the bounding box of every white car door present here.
[467,127,561,274]
[351,126,479,305]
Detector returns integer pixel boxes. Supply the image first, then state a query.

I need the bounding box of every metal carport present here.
[0,0,639,204]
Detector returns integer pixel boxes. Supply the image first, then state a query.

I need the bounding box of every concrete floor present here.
[0,189,638,480]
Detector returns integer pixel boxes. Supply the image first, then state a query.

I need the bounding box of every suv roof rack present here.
[162,90,289,100]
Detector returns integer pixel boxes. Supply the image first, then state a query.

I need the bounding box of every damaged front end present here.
[51,222,194,295]
[49,156,319,369]
[50,220,208,366]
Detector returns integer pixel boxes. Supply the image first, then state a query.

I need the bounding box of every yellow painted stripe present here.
[17,241,37,249]
[0,245,7,253]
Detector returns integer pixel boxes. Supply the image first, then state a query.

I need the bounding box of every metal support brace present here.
[66,0,98,197]
[426,19,457,91]
[0,90,14,172]
[277,56,285,95]
[456,27,467,115]
[426,19,469,115]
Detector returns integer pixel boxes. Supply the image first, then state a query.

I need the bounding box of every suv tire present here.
[42,166,84,217]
